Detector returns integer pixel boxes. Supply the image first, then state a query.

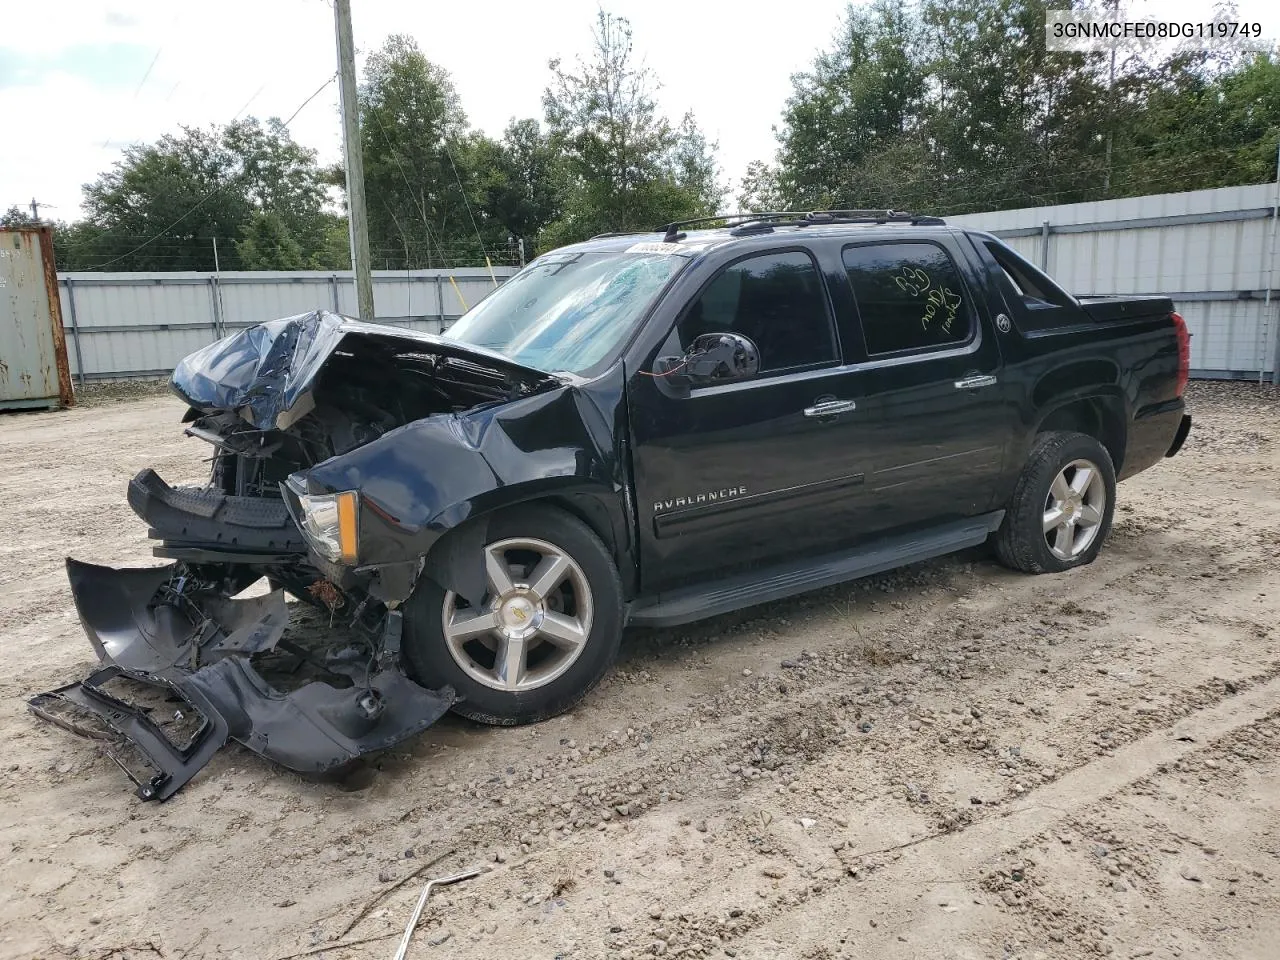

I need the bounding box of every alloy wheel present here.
[441,537,594,692]
[1042,458,1106,561]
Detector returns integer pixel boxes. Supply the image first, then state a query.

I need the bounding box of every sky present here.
[1,0,1276,222]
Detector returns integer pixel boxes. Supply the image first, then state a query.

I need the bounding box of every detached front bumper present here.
[129,467,309,562]
[30,556,454,800]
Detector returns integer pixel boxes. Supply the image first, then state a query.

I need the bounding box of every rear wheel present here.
[995,431,1116,574]
[402,507,624,725]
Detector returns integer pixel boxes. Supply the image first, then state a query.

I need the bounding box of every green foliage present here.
[236,211,305,270]
[358,34,478,268]
[768,0,1280,216]
[42,1,1278,274]
[1,206,38,228]
[468,119,564,257]
[59,118,337,271]
[541,9,724,246]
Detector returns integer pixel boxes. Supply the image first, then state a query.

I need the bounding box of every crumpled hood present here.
[171,309,559,430]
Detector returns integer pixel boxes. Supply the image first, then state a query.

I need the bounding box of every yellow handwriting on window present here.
[894,265,962,333]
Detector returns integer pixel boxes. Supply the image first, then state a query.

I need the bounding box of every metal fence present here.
[51,183,1280,383]
[56,267,519,382]
[947,182,1280,381]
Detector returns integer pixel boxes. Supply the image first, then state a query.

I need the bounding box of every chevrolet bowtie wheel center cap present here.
[497,592,545,639]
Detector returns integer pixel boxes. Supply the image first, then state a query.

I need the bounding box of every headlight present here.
[296,490,359,564]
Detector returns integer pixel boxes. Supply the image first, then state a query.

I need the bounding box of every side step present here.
[627,512,1004,628]
[128,468,308,556]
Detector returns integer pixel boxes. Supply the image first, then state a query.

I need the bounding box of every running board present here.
[627,511,1004,628]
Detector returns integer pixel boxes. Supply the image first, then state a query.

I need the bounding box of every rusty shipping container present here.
[0,227,74,410]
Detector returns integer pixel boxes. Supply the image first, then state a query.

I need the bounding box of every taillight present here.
[1172,311,1190,396]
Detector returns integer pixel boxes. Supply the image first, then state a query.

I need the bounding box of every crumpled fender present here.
[295,364,632,604]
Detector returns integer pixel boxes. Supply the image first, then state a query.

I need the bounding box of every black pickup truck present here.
[34,210,1192,799]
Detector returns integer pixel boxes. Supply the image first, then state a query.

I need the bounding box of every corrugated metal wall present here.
[52,186,1280,383]
[947,183,1280,379]
[56,268,518,381]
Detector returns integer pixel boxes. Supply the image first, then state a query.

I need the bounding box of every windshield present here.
[443,249,687,374]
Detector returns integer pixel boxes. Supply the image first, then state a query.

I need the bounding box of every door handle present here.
[803,398,857,418]
[954,375,998,390]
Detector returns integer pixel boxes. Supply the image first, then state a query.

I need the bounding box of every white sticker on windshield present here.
[625,241,692,256]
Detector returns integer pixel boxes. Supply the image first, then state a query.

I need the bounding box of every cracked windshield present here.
[444,250,687,373]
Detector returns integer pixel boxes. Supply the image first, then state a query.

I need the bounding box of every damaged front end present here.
[31,310,566,799]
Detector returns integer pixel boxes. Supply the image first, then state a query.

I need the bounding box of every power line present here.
[284,74,337,126]
[81,74,338,271]
[232,84,268,122]
[365,106,449,268]
[132,49,162,98]
[441,138,492,267]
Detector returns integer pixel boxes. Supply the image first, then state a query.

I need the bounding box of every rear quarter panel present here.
[955,232,1185,496]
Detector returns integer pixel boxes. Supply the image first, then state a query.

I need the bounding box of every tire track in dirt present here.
[631,676,1280,960]
[259,538,1280,958]
[3,383,1279,960]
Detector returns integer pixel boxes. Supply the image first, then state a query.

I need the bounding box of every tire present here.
[401,505,624,725]
[994,431,1117,574]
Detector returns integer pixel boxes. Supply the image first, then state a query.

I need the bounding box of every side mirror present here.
[656,332,760,387]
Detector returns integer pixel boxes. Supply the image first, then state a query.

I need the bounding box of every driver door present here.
[627,248,876,593]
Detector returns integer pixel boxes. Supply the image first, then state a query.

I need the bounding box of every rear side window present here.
[983,240,1074,309]
[843,242,973,355]
[677,251,836,373]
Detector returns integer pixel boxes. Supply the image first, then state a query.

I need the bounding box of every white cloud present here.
[4,0,1273,221]
[3,0,846,218]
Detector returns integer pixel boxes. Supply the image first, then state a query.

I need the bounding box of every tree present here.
[465,119,563,256]
[359,34,481,268]
[70,118,341,270]
[667,113,725,214]
[736,161,784,211]
[222,118,337,260]
[763,0,1278,217]
[236,211,305,270]
[1,206,38,228]
[776,0,928,209]
[541,9,724,245]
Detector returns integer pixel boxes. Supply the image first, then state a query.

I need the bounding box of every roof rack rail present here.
[657,209,944,241]
[806,209,947,225]
[588,231,649,240]
[656,212,805,241]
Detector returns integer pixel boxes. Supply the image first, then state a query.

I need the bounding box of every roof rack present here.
[657,210,944,242]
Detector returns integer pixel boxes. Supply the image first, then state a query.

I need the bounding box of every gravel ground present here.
[0,381,1278,960]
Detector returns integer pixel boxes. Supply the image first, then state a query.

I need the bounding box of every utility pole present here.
[334,0,375,320]
[1104,47,1115,196]
[211,236,227,338]
[1265,138,1279,386]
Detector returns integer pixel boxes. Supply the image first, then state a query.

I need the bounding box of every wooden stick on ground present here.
[274,931,398,960]
[336,848,457,939]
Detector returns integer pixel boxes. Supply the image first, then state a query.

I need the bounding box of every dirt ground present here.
[1,381,1278,960]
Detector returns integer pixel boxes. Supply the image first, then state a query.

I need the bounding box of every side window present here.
[677,251,836,373]
[843,242,973,356]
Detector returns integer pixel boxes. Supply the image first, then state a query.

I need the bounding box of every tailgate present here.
[1077,295,1174,323]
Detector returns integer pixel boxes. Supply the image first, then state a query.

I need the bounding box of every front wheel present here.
[994,431,1117,574]
[401,506,624,725]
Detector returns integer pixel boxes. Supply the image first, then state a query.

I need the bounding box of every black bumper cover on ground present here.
[29,558,454,800]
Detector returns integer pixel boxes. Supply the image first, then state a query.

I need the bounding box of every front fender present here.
[298,373,630,601]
